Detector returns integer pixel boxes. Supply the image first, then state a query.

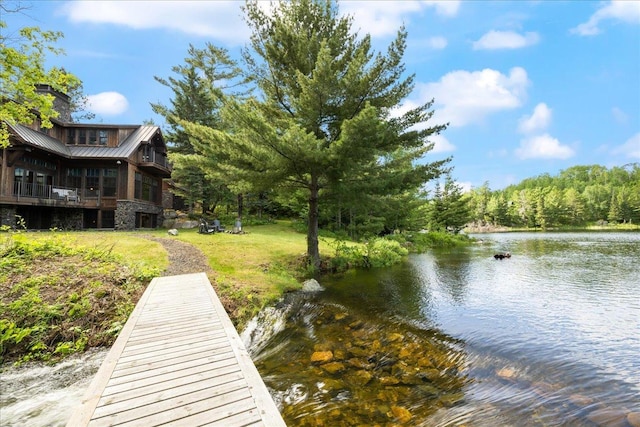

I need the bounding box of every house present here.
[0,85,171,230]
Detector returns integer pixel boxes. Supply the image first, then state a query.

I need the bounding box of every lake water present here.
[245,232,640,426]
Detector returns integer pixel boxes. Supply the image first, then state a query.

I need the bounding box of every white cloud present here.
[341,1,460,38]
[518,103,552,134]
[515,134,575,160]
[612,107,629,124]
[87,92,129,115]
[473,30,540,50]
[61,1,460,42]
[427,134,456,153]
[571,0,640,36]
[423,0,461,17]
[426,36,448,49]
[60,1,249,44]
[416,67,529,127]
[612,132,640,159]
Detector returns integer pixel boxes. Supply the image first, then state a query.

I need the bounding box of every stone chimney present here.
[35,84,72,123]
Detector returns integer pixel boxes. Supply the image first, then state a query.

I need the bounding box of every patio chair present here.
[198,218,216,234]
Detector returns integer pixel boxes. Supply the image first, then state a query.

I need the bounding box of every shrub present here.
[0,234,158,365]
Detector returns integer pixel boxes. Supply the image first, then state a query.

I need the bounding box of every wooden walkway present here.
[67,272,286,427]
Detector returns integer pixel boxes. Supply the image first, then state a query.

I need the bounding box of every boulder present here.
[167,229,178,236]
[179,220,199,229]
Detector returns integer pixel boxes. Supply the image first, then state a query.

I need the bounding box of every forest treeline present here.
[465,164,640,229]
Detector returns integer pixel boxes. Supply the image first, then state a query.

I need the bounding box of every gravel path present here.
[146,237,213,276]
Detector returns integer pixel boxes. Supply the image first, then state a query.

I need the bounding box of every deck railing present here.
[13,182,81,202]
[140,151,169,168]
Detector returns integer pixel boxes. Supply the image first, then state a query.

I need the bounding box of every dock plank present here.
[67,272,286,427]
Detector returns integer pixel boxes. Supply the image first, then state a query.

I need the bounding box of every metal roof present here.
[8,124,162,160]
[8,123,71,157]
[68,126,161,159]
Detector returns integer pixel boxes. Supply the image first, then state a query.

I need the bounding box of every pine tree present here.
[426,175,470,234]
[183,0,449,268]
[151,43,244,214]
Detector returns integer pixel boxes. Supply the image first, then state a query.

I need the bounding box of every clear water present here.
[247,232,640,426]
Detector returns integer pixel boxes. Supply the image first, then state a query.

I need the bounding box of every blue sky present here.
[4,1,640,190]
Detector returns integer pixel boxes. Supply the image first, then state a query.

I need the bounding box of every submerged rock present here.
[390,406,412,423]
[627,412,640,427]
[311,351,333,363]
[496,367,517,381]
[586,408,628,427]
[568,393,594,407]
[302,278,324,292]
[321,362,346,374]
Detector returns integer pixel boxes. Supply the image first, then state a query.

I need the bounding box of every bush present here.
[386,231,472,252]
[326,237,409,271]
[0,235,160,365]
[364,238,408,267]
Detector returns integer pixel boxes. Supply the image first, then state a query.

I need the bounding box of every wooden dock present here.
[67,272,286,427]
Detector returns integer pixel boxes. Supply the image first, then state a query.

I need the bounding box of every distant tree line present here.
[466,164,640,228]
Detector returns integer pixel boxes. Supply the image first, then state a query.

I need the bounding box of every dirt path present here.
[146,237,213,276]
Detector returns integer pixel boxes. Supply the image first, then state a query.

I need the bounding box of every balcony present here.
[138,151,171,177]
[8,182,82,205]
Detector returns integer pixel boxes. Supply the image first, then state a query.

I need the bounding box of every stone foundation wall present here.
[0,206,17,228]
[162,189,174,209]
[52,209,83,230]
[115,200,164,230]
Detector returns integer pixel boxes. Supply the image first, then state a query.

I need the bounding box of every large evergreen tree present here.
[183,0,449,268]
[151,43,245,214]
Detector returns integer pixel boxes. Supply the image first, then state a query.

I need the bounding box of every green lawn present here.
[148,221,333,324]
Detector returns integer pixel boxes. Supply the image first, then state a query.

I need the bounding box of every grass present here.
[147,221,332,325]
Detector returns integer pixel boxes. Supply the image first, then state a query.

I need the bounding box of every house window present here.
[134,172,157,202]
[13,168,25,195]
[66,168,82,190]
[142,175,152,200]
[99,130,108,146]
[86,168,100,197]
[134,172,142,199]
[67,128,76,145]
[151,178,158,202]
[79,129,86,144]
[103,169,117,197]
[88,129,97,145]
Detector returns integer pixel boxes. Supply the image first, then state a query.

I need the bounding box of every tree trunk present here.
[307,175,320,270]
[237,193,243,221]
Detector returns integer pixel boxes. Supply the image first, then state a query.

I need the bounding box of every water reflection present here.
[251,232,640,426]
[432,249,473,305]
